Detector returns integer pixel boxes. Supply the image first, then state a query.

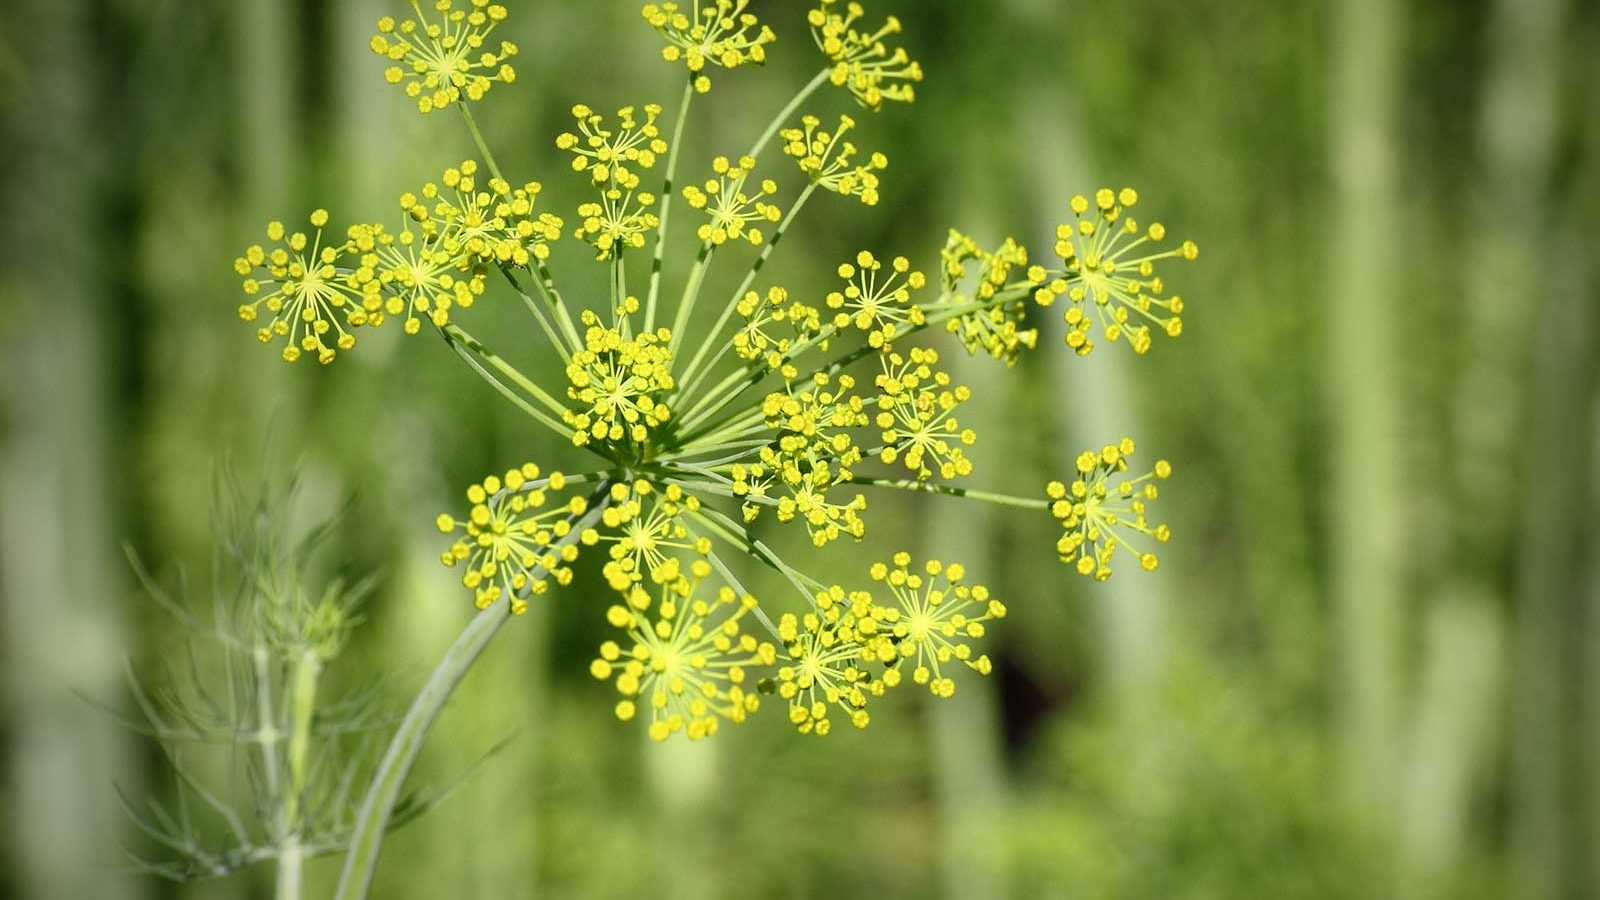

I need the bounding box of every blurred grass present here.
[2,0,1598,898]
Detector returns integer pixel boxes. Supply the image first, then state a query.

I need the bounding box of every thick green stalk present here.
[646,79,696,332]
[332,599,513,900]
[334,493,611,899]
[276,650,320,900]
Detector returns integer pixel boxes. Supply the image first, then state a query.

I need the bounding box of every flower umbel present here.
[1035,188,1198,356]
[642,1,776,94]
[233,2,1202,747]
[682,155,782,246]
[826,250,926,347]
[781,114,886,205]
[871,555,1004,698]
[873,348,976,480]
[808,0,923,110]
[593,557,777,741]
[1049,438,1173,580]
[371,1,517,114]
[565,312,677,451]
[774,586,888,735]
[939,230,1044,366]
[235,212,378,364]
[436,465,587,614]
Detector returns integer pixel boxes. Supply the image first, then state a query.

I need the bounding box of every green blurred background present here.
[3,0,1598,897]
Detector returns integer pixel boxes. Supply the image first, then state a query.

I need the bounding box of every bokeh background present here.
[3,0,1598,897]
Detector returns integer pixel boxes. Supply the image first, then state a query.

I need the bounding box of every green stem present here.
[500,268,573,363]
[440,324,570,434]
[459,102,584,349]
[678,183,819,396]
[747,69,832,161]
[848,477,1049,510]
[458,103,505,184]
[646,79,696,332]
[334,491,612,900]
[669,242,715,354]
[276,649,320,900]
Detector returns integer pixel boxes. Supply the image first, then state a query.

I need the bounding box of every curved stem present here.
[333,489,612,900]
[331,597,512,900]
[747,69,832,161]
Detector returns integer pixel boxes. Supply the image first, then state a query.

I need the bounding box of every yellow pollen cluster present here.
[1034,187,1197,356]
[371,1,517,114]
[235,212,378,364]
[641,1,775,93]
[594,557,776,741]
[436,465,583,614]
[564,313,676,448]
[681,155,782,246]
[826,250,926,347]
[781,114,886,205]
[874,348,975,480]
[808,0,923,110]
[872,555,1004,698]
[1048,438,1173,580]
[775,586,887,735]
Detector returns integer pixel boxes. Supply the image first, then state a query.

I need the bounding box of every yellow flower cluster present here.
[681,155,782,246]
[436,465,586,614]
[780,114,886,205]
[593,557,777,741]
[940,230,1044,366]
[873,348,976,480]
[641,1,775,93]
[235,212,379,364]
[560,104,668,258]
[234,1,1206,749]
[743,372,870,545]
[404,159,563,266]
[564,312,677,448]
[775,585,888,735]
[363,221,485,337]
[1048,438,1173,580]
[1035,188,1198,356]
[593,481,711,588]
[808,0,923,110]
[871,555,1004,698]
[733,286,812,369]
[826,250,926,347]
[371,1,517,114]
